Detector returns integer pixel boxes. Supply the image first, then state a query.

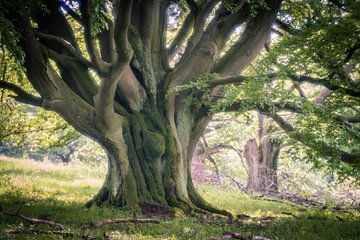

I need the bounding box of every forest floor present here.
[0,156,359,240]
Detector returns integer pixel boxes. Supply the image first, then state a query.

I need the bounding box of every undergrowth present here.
[0,157,359,240]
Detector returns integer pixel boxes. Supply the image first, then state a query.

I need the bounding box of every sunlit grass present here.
[0,156,359,240]
[198,184,302,217]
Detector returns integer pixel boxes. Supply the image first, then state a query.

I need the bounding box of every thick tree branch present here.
[212,0,282,76]
[95,0,134,124]
[166,1,251,91]
[113,0,133,73]
[209,73,277,89]
[37,32,94,68]
[167,13,194,62]
[287,73,360,97]
[0,81,43,107]
[176,0,221,65]
[221,97,359,138]
[337,116,360,123]
[13,16,100,140]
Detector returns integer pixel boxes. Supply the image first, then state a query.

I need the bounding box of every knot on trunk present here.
[143,130,166,160]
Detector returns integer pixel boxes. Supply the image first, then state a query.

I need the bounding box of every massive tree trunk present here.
[2,0,282,215]
[244,113,280,192]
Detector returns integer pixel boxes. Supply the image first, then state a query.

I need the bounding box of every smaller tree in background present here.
[244,112,281,192]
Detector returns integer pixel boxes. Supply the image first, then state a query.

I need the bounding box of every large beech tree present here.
[0,0,359,214]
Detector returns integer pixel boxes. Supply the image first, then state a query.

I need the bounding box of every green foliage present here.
[88,0,110,36]
[175,73,220,109]
[0,16,23,65]
[0,0,48,64]
[208,0,360,178]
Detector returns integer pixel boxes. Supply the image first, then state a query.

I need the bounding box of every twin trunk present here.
[244,138,280,192]
[87,110,230,216]
[244,113,281,193]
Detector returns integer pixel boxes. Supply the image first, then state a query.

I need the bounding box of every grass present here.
[0,156,359,240]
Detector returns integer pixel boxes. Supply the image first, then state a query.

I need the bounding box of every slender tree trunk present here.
[244,113,280,193]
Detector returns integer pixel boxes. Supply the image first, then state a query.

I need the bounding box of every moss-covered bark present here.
[86,109,233,217]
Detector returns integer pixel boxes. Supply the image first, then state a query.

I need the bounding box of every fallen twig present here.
[0,206,64,229]
[6,229,95,240]
[1,205,160,231]
[84,218,161,228]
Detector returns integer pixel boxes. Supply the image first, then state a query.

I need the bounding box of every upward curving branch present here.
[113,0,133,61]
[80,0,109,74]
[167,13,194,62]
[212,0,282,76]
[286,73,360,98]
[94,0,134,125]
[37,32,94,69]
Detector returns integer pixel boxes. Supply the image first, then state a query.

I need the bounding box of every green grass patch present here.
[0,157,359,239]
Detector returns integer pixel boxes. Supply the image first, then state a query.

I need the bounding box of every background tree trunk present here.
[244,113,280,193]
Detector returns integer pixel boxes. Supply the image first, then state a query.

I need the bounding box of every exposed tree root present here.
[0,206,65,229]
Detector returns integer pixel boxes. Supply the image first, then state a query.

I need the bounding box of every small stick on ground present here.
[84,218,161,228]
[0,206,64,229]
[6,229,95,240]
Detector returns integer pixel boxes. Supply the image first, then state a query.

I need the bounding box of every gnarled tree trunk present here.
[2,0,282,215]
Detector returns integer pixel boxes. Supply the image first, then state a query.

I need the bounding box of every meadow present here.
[0,157,359,240]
